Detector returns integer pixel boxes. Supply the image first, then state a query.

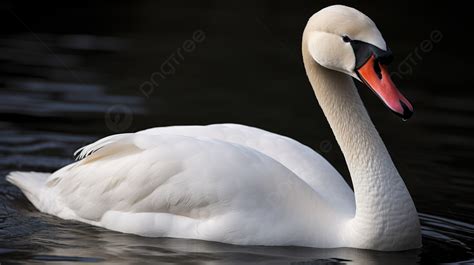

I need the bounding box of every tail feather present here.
[6,171,50,209]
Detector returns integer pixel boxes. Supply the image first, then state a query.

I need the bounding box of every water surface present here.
[0,2,473,264]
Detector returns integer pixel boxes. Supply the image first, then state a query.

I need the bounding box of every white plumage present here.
[8,124,354,246]
[7,5,421,251]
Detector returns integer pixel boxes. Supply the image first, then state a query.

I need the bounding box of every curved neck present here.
[302,33,420,249]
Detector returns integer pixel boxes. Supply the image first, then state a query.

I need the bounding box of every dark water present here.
[1,1,473,264]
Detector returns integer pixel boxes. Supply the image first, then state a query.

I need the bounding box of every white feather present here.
[7,5,421,251]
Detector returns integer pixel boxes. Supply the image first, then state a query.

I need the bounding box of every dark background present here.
[0,1,473,264]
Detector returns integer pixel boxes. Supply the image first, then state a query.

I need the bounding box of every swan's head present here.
[305,5,413,119]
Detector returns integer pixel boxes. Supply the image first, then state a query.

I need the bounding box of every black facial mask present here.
[350,40,393,69]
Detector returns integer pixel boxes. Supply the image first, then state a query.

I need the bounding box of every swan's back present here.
[139,124,354,210]
[8,123,355,246]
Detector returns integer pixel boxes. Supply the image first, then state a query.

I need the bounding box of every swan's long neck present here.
[302,34,421,250]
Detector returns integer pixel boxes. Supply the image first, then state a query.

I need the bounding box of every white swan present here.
[7,5,421,251]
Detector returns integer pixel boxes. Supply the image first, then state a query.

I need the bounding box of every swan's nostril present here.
[373,60,382,80]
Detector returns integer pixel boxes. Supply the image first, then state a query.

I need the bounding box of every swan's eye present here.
[342,35,351,43]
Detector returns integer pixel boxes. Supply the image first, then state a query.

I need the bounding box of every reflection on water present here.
[0,197,472,265]
[1,2,473,264]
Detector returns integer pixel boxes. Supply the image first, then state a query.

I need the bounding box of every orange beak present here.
[357,55,414,119]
